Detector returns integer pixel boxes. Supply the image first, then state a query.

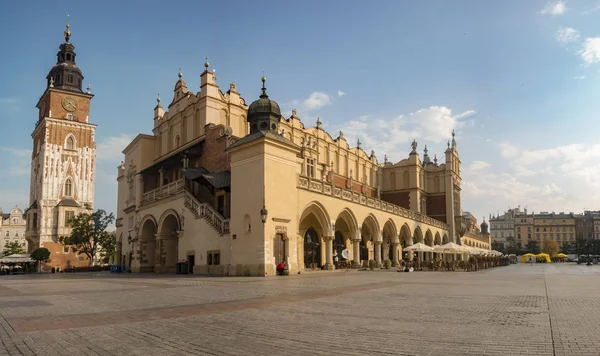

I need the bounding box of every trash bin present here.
[110,265,116,273]
[119,265,126,273]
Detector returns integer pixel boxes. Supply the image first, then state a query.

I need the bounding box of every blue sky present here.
[1,0,600,225]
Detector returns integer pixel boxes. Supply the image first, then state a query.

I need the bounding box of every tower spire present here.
[260,72,268,98]
[64,15,71,42]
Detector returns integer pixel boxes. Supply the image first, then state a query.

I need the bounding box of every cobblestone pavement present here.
[2,264,600,355]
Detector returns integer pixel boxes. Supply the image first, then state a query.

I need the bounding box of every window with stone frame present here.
[64,178,73,197]
[207,250,220,265]
[306,158,315,178]
[64,211,75,227]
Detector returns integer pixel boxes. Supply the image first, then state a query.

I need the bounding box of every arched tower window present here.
[65,136,75,150]
[64,178,73,197]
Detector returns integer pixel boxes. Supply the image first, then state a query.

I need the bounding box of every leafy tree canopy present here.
[59,204,115,266]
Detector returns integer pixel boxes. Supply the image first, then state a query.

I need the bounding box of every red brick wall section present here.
[426,194,447,223]
[381,192,410,210]
[41,241,90,271]
[202,124,230,173]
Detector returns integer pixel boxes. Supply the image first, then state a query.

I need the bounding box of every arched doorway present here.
[139,217,157,272]
[158,212,180,273]
[304,228,321,269]
[333,231,346,268]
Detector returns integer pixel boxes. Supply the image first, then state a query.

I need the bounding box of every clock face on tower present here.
[61,96,78,112]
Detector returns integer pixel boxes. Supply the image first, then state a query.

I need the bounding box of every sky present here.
[1,0,600,226]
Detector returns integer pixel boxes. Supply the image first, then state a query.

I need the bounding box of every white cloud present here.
[337,90,346,97]
[302,92,331,111]
[573,75,586,80]
[468,160,490,171]
[332,106,475,161]
[555,27,580,43]
[96,134,132,161]
[540,1,566,15]
[579,37,600,65]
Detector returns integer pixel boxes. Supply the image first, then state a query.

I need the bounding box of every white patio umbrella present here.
[403,243,434,252]
[433,242,467,253]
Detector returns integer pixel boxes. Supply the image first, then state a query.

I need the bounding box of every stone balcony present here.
[297,175,449,230]
[141,179,185,206]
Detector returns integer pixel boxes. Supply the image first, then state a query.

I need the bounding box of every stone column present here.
[159,168,165,187]
[392,243,399,266]
[352,231,361,267]
[383,242,390,262]
[323,236,334,270]
[374,241,382,268]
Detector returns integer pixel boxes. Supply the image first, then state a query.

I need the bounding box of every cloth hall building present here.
[116,63,470,276]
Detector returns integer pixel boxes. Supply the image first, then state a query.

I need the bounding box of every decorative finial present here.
[64,14,71,42]
[424,145,428,155]
[157,93,161,103]
[339,130,344,138]
[260,72,267,97]
[178,68,182,79]
[447,140,450,148]
[86,84,91,94]
[204,57,209,69]
[434,154,438,165]
[357,138,361,148]
[49,77,55,88]
[384,154,388,163]
[316,117,322,129]
[292,109,297,117]
[452,129,456,148]
[370,150,375,158]
[452,129,455,138]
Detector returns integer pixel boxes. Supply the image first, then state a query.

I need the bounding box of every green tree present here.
[542,238,559,257]
[560,241,573,254]
[524,240,540,254]
[100,232,117,264]
[30,247,51,272]
[574,236,587,256]
[506,241,522,256]
[3,241,26,256]
[491,241,506,254]
[59,204,115,266]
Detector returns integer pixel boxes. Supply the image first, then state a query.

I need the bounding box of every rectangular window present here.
[66,113,73,120]
[64,211,75,227]
[306,158,315,178]
[207,250,220,265]
[63,246,69,253]
[33,213,38,229]
[217,195,225,216]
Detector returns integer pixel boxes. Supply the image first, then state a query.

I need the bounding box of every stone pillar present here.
[383,242,390,261]
[392,243,399,266]
[159,168,165,186]
[324,236,334,270]
[135,174,144,207]
[374,241,382,268]
[352,232,361,267]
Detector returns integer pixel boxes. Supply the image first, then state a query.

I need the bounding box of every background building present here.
[0,207,27,256]
[532,212,575,248]
[489,207,520,249]
[24,22,96,270]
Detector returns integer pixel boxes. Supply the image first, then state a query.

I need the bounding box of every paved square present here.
[1,265,600,355]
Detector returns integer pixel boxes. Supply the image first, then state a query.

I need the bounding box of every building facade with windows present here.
[533,212,575,248]
[489,208,519,249]
[0,208,27,256]
[24,23,95,270]
[115,62,469,276]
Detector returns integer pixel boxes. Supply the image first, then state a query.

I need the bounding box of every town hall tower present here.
[25,21,96,269]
